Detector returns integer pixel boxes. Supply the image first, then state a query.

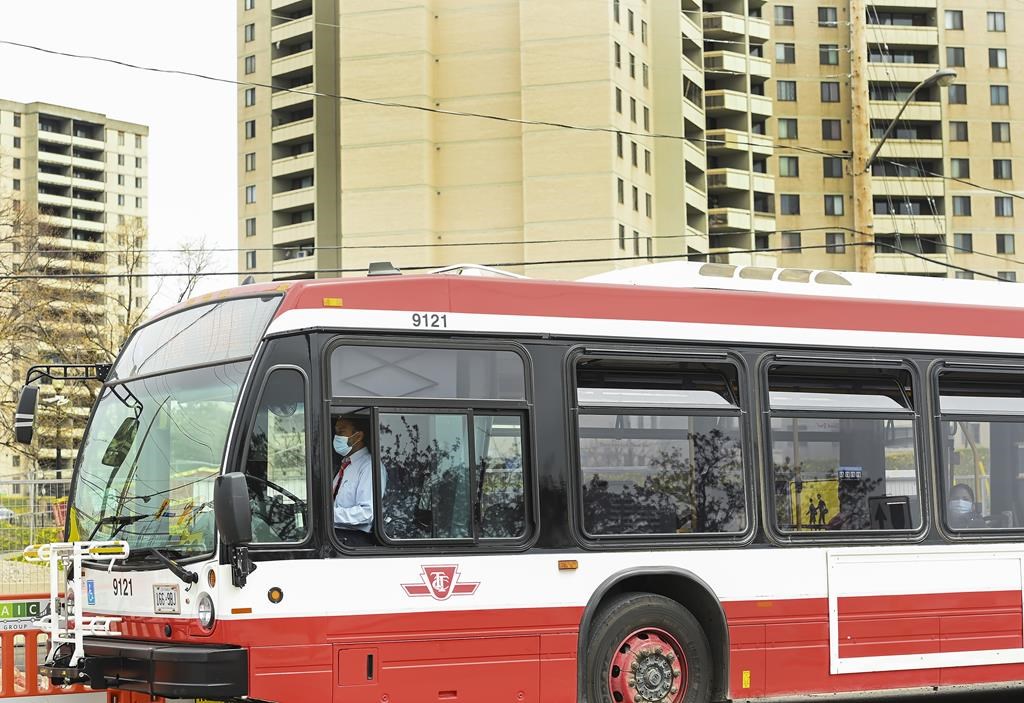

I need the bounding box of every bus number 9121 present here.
[411,313,448,328]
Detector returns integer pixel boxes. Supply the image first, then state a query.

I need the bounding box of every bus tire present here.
[585,592,713,703]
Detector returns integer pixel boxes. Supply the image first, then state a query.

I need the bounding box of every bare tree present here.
[172,234,219,304]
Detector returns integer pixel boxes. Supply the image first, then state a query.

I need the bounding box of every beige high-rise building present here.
[769,1,1023,281]
[0,101,149,480]
[238,1,1022,283]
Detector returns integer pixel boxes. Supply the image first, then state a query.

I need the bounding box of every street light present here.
[851,68,957,273]
[863,68,958,172]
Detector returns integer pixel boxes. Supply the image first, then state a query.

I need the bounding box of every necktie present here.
[332,456,352,499]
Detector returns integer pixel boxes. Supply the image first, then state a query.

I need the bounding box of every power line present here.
[0,39,851,161]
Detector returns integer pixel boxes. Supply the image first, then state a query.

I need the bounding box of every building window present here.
[245,119,256,139]
[946,47,965,67]
[614,42,621,68]
[643,107,650,131]
[13,137,20,148]
[629,141,637,167]
[952,196,972,216]
[818,7,838,27]
[245,251,256,269]
[117,194,125,206]
[645,193,652,218]
[779,156,799,177]
[948,84,967,104]
[615,87,622,113]
[244,0,254,9]
[12,113,20,127]
[988,11,1006,32]
[989,48,1008,69]
[118,131,125,146]
[12,179,20,191]
[993,122,1011,142]
[991,85,1009,105]
[995,196,1014,217]
[135,196,142,208]
[245,23,255,42]
[994,159,1013,180]
[617,178,624,204]
[117,174,125,186]
[245,184,256,204]
[780,194,801,215]
[643,63,649,88]
[998,271,1017,282]
[955,271,974,280]
[244,55,255,74]
[997,233,1016,254]
[613,0,619,23]
[777,80,797,101]
[821,119,841,140]
[778,118,798,139]
[628,9,634,33]
[950,121,968,141]
[641,20,647,45]
[775,5,794,25]
[135,134,142,148]
[819,44,839,65]
[135,176,142,188]
[117,154,124,166]
[950,158,970,178]
[618,223,625,249]
[820,82,840,102]
[632,185,639,211]
[954,233,973,253]
[633,230,640,256]
[630,97,637,122]
[781,231,802,250]
[644,149,651,174]
[629,53,636,78]
[823,157,844,178]
[616,132,623,158]
[246,217,256,237]
[776,43,795,63]
[245,152,256,171]
[825,231,845,253]
[945,10,963,30]
[12,158,19,169]
[824,194,844,216]
[135,156,142,168]
[245,87,256,106]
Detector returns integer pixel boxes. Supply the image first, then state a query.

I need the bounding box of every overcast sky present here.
[1,1,237,313]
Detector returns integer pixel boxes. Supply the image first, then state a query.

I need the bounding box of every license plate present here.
[153,584,180,614]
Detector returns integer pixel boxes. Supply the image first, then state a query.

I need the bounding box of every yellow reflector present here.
[231,607,252,615]
[558,560,578,571]
[268,587,284,604]
[89,546,126,555]
[207,570,216,588]
[322,297,343,307]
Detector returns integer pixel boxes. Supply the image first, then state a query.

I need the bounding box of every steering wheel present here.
[244,474,308,540]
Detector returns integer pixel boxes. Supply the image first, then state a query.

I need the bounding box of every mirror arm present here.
[229,546,256,588]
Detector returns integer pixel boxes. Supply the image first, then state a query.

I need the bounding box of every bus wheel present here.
[586,592,712,703]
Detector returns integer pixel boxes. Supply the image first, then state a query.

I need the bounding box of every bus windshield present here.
[69,295,280,557]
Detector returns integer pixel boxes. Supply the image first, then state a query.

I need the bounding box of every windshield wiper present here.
[130,547,198,585]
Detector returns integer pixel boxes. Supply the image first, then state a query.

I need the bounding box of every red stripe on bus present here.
[273,276,1024,339]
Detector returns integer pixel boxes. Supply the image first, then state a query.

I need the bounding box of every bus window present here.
[937,370,1024,532]
[766,364,922,533]
[242,368,309,543]
[575,357,748,536]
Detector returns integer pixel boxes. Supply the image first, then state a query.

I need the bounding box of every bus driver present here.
[332,414,375,546]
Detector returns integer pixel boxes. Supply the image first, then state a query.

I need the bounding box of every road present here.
[747,689,1024,703]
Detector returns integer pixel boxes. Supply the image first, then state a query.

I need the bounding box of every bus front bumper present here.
[43,637,248,699]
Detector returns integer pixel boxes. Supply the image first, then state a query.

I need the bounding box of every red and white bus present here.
[18,261,1024,703]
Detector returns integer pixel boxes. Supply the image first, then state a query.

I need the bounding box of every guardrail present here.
[0,593,88,698]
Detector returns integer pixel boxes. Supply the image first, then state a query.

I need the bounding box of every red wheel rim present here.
[608,627,687,703]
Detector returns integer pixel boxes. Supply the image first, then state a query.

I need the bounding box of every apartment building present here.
[237,0,776,281]
[768,1,1024,280]
[0,100,149,480]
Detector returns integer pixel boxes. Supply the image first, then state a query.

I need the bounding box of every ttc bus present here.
[18,262,1024,703]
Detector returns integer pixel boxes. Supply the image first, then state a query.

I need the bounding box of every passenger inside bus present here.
[947,483,985,529]
[332,414,376,546]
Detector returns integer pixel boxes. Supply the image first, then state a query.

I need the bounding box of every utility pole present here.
[849,0,875,272]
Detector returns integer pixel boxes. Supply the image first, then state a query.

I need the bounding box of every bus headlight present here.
[197,592,215,630]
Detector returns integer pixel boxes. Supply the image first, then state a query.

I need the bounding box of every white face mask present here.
[949,498,972,515]
[333,435,354,456]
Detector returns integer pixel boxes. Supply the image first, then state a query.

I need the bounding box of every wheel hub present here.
[608,629,687,703]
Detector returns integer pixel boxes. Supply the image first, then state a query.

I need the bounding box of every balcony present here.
[38,192,72,209]
[38,130,72,146]
[682,99,703,129]
[272,186,315,212]
[272,117,315,143]
[875,252,949,275]
[72,153,105,170]
[702,12,770,42]
[683,140,706,170]
[273,253,317,276]
[272,151,316,178]
[707,169,775,194]
[71,217,105,233]
[706,129,773,156]
[72,196,105,212]
[869,100,941,122]
[868,24,938,46]
[754,213,776,232]
[708,207,752,231]
[270,14,313,44]
[709,248,779,267]
[867,62,940,85]
[705,90,772,117]
[38,151,72,167]
[38,171,72,187]
[45,256,106,274]
[38,235,104,254]
[870,137,944,159]
[273,220,316,246]
[72,173,105,190]
[271,88,314,111]
[704,52,771,80]
[749,94,772,117]
[72,135,106,152]
[685,182,707,212]
[874,176,944,198]
[875,215,945,235]
[271,49,314,77]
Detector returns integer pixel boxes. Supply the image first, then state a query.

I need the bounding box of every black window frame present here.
[567,345,757,549]
[759,354,930,545]
[239,363,314,548]
[930,360,1024,541]
[323,336,537,554]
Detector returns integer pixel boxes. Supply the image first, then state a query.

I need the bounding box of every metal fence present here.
[0,479,70,597]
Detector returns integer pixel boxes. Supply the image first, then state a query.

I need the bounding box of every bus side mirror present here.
[14,386,39,444]
[214,473,252,546]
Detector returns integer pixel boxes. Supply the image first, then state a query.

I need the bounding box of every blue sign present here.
[839,466,863,480]
[86,580,96,605]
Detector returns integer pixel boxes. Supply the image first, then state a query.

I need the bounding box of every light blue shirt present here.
[333,447,373,532]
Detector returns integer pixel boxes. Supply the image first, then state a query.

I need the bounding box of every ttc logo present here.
[401,564,479,601]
